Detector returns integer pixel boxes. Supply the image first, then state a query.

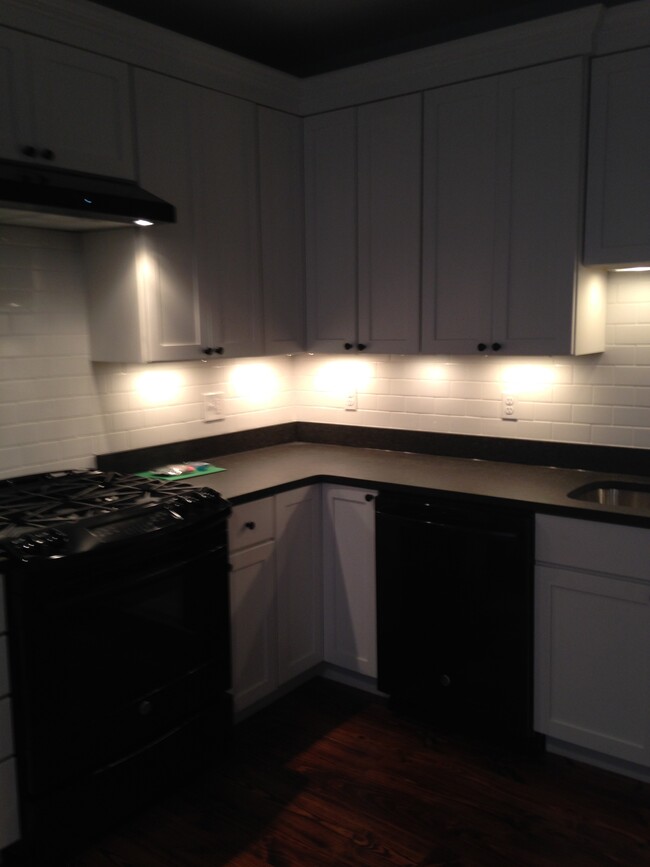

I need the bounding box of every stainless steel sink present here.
[568,481,650,509]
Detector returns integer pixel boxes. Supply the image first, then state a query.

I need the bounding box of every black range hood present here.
[0,160,176,230]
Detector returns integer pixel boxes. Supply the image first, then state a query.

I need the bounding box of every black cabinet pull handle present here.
[202,347,214,355]
[344,342,353,350]
[491,342,502,351]
[22,145,36,157]
[245,521,256,530]
[215,347,224,355]
[41,148,55,160]
[477,343,487,352]
[357,343,367,351]
[365,494,375,502]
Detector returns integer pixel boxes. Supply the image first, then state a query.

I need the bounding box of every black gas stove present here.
[0,469,229,561]
[1,468,232,864]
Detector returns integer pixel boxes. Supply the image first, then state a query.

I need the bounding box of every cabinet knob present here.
[138,700,153,716]
[477,343,487,352]
[491,342,502,351]
[344,342,353,350]
[357,343,367,351]
[21,145,36,158]
[41,148,55,160]
[244,521,256,530]
[202,347,214,355]
[215,347,224,355]
[440,674,451,687]
[365,494,375,502]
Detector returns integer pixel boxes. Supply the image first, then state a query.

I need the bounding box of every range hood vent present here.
[0,160,176,230]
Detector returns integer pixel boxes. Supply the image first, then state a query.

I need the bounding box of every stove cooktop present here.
[0,469,228,551]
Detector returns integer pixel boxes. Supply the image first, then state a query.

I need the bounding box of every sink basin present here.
[568,480,650,509]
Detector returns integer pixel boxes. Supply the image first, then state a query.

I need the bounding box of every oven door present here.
[8,513,231,796]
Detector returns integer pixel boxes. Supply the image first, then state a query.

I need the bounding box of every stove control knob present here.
[12,528,68,557]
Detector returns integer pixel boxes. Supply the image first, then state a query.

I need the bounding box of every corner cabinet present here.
[304,95,421,354]
[584,46,650,266]
[228,487,322,715]
[322,485,377,677]
[535,515,650,769]
[0,27,134,178]
[85,72,304,362]
[422,58,605,356]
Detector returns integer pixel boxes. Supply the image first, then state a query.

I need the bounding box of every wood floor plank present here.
[62,678,650,867]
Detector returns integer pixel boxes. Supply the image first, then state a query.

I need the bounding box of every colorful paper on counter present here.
[136,464,226,481]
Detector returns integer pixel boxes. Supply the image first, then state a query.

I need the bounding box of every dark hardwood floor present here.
[67,678,650,867]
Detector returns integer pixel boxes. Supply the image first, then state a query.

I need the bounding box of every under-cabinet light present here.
[136,370,183,403]
[611,267,650,272]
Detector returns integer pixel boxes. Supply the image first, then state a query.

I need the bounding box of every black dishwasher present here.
[376,491,535,743]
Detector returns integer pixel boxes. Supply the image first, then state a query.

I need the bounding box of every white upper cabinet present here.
[258,107,305,355]
[0,27,134,178]
[584,46,650,266]
[357,96,421,355]
[305,95,421,354]
[305,108,357,353]
[198,88,263,359]
[85,69,265,362]
[422,58,605,356]
[85,71,205,363]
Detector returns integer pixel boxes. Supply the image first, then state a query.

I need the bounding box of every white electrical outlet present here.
[344,390,357,411]
[203,392,224,422]
[501,393,517,421]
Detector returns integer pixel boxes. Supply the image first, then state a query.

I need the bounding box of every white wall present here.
[1,226,650,478]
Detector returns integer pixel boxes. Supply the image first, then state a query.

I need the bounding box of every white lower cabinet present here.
[535,515,650,769]
[322,485,378,677]
[228,487,322,714]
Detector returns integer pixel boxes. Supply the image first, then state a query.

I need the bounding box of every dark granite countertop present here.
[182,442,650,528]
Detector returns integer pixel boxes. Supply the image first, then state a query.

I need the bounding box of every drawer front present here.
[0,697,13,761]
[536,514,650,580]
[229,498,275,552]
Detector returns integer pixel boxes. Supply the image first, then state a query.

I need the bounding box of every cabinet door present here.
[275,486,323,684]
[536,565,650,765]
[421,77,499,354]
[0,28,31,163]
[493,59,586,355]
[584,46,650,265]
[423,59,596,356]
[132,70,205,362]
[258,107,305,355]
[358,94,421,354]
[322,485,377,677]
[229,540,277,713]
[29,34,134,178]
[305,109,357,353]
[198,90,263,358]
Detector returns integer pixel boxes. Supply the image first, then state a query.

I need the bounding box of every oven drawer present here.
[229,498,274,552]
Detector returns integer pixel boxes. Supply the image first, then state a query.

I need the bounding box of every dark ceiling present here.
[89,0,629,78]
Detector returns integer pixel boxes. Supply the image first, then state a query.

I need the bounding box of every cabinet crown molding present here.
[0,0,302,112]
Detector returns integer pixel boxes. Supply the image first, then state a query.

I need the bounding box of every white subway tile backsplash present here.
[4,228,650,477]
